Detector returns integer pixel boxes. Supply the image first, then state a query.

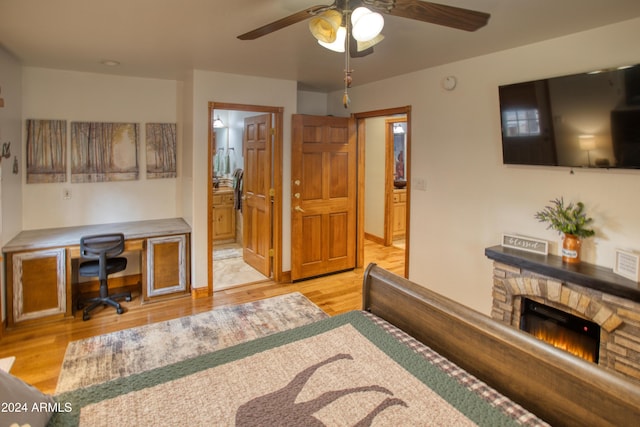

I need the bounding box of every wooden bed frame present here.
[362,263,640,427]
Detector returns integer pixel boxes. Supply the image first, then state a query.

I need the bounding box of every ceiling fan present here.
[238,0,490,107]
[238,0,490,42]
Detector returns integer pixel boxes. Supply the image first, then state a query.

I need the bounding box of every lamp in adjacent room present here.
[579,134,596,166]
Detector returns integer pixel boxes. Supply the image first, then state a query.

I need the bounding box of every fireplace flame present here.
[531,328,596,363]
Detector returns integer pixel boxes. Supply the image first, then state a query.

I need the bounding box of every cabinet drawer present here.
[222,193,235,204]
[393,190,407,203]
[213,192,234,205]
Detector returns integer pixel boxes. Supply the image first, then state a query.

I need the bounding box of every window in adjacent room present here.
[502,108,541,137]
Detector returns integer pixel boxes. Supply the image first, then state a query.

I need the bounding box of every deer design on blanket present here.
[235,353,407,426]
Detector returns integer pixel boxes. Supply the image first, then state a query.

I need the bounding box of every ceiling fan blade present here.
[237,4,331,40]
[385,0,490,32]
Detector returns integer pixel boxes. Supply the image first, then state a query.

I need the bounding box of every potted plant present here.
[534,197,595,264]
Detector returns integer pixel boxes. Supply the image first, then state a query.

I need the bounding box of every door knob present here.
[294,192,301,199]
[294,179,301,186]
[294,206,305,213]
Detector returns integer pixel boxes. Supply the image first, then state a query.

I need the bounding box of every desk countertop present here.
[2,218,191,253]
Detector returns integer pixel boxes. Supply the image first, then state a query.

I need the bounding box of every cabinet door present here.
[392,202,406,238]
[212,204,235,240]
[144,234,189,300]
[10,248,67,325]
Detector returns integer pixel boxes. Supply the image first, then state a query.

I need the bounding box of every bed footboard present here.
[362,263,640,427]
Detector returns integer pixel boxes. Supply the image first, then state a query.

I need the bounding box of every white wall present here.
[297,90,328,115]
[21,68,180,229]
[188,70,297,288]
[364,117,386,238]
[0,46,24,322]
[329,17,640,314]
[0,49,23,244]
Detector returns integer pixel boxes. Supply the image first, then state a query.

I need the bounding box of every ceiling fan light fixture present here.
[309,9,343,43]
[318,26,346,52]
[356,33,384,52]
[351,7,384,42]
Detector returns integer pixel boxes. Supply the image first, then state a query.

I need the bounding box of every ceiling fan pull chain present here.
[343,8,352,108]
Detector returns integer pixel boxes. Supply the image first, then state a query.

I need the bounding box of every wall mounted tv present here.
[498,64,640,169]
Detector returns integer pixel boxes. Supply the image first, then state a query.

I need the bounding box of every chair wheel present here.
[82,313,90,321]
[117,307,124,315]
[125,296,132,302]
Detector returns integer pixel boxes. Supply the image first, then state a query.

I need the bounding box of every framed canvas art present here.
[71,122,139,183]
[26,119,67,183]
[146,123,176,179]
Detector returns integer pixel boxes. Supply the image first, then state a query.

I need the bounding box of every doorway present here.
[356,107,411,278]
[207,102,284,293]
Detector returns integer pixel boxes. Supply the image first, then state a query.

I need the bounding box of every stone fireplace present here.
[486,246,640,383]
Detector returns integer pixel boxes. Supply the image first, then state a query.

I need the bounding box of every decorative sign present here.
[501,234,548,255]
[613,249,640,282]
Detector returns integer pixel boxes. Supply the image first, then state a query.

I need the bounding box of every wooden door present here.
[291,115,356,280]
[242,114,272,277]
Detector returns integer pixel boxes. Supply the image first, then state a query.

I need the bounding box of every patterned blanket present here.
[50,311,548,426]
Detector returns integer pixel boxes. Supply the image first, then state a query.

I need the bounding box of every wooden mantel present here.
[485,245,640,303]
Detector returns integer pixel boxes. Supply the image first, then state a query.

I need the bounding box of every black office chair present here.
[78,233,131,321]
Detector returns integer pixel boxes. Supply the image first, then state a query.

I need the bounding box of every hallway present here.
[213,242,270,290]
[213,238,405,292]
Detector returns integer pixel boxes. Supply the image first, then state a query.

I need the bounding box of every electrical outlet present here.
[63,188,71,199]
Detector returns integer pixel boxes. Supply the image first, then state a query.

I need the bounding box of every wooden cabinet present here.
[6,248,70,327]
[143,234,189,302]
[392,189,407,239]
[212,190,236,241]
[2,219,192,329]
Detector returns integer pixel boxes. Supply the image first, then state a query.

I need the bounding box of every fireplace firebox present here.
[520,298,600,363]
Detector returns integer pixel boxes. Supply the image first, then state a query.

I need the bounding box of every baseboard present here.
[191,286,210,299]
[364,232,385,245]
[280,270,292,283]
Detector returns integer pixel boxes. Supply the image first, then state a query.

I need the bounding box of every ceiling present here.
[1,0,640,92]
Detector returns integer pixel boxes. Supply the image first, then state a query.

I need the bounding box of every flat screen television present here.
[498,64,640,169]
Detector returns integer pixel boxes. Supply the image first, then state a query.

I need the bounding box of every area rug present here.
[50,311,539,426]
[55,292,327,394]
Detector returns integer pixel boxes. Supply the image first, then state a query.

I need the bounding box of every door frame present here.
[384,117,407,246]
[207,102,284,295]
[354,106,411,278]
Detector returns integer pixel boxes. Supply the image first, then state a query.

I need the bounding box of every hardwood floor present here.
[0,239,404,394]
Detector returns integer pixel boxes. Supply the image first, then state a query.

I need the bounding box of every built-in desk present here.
[2,218,191,328]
